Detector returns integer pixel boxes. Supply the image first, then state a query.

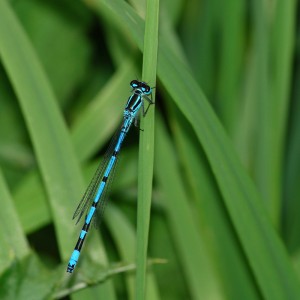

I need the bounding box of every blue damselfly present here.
[67,80,154,273]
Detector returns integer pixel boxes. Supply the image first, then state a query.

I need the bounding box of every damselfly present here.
[67,80,154,273]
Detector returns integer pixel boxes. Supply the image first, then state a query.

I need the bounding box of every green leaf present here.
[155,113,223,299]
[0,254,58,300]
[0,168,29,275]
[0,0,83,256]
[136,0,159,298]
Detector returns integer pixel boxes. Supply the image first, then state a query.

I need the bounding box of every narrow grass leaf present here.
[216,0,245,135]
[170,106,260,299]
[136,0,159,298]
[271,0,298,251]
[250,0,279,227]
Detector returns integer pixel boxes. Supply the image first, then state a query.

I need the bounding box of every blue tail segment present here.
[67,250,80,273]
[66,80,154,273]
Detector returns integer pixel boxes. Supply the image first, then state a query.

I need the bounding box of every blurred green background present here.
[0,0,300,299]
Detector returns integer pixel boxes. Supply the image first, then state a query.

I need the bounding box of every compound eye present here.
[130,80,139,88]
[141,84,151,94]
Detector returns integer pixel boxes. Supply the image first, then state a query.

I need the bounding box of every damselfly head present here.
[130,80,152,95]
[140,82,152,95]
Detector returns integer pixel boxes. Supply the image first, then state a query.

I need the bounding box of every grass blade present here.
[136,0,159,298]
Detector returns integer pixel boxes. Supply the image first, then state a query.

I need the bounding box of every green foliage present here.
[0,0,299,299]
